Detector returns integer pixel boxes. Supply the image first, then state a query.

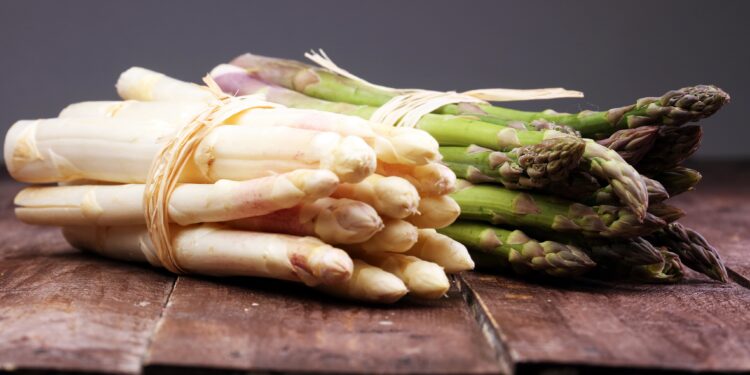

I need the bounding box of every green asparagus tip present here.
[647,223,728,283]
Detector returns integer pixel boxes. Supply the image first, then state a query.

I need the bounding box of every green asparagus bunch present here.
[212,53,729,285]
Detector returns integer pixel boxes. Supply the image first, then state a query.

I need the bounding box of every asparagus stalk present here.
[63,224,353,286]
[586,238,684,283]
[588,177,669,206]
[478,86,728,139]
[403,229,475,273]
[596,126,659,164]
[651,167,702,196]
[351,252,450,299]
[211,65,649,218]
[317,259,408,303]
[332,174,420,219]
[646,203,685,224]
[406,195,460,229]
[439,136,585,189]
[439,221,595,277]
[14,170,338,226]
[376,162,456,196]
[637,125,702,173]
[450,181,664,238]
[646,223,728,282]
[345,218,419,253]
[228,198,383,244]
[4,118,376,184]
[228,54,729,138]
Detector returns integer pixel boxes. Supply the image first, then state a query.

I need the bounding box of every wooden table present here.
[1,162,749,374]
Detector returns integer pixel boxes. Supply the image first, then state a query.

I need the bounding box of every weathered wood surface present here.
[0,179,176,374]
[0,162,749,374]
[144,277,502,374]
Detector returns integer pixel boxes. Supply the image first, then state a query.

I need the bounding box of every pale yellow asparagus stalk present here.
[377,162,456,196]
[61,100,375,151]
[4,117,375,184]
[116,66,217,102]
[404,229,475,273]
[228,198,383,244]
[332,174,420,219]
[116,66,439,166]
[317,259,408,303]
[15,169,338,226]
[63,224,354,286]
[352,252,450,299]
[345,218,419,253]
[406,195,460,229]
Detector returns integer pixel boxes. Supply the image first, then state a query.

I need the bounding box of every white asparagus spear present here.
[228,198,383,244]
[405,195,461,229]
[404,229,475,273]
[4,118,376,184]
[345,218,419,253]
[352,252,450,299]
[317,259,408,303]
[369,125,440,165]
[332,174,420,219]
[116,66,216,102]
[15,169,338,226]
[61,100,377,138]
[63,224,354,286]
[376,162,456,196]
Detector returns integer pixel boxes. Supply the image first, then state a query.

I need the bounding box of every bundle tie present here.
[143,76,277,274]
[305,49,584,128]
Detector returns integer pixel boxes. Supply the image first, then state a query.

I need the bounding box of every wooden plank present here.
[0,179,177,374]
[461,162,750,372]
[462,272,750,372]
[145,276,504,374]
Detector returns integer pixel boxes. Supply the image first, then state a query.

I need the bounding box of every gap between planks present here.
[140,276,179,370]
[456,275,515,375]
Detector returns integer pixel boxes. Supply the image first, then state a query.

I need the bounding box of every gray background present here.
[1,0,747,159]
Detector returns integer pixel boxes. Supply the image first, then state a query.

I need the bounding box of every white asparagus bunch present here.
[4,66,472,304]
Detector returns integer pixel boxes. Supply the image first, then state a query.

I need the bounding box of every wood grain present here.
[145,276,503,374]
[0,179,177,374]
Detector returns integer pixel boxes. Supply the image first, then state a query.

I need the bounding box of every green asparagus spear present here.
[589,177,669,206]
[229,54,728,139]
[213,64,650,219]
[450,180,664,238]
[597,126,659,164]
[646,203,685,224]
[586,238,684,283]
[439,221,595,277]
[629,249,684,283]
[647,223,728,282]
[439,137,585,188]
[637,125,702,174]
[651,167,702,196]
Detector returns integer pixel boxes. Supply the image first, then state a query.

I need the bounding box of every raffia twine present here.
[305,49,584,128]
[143,76,277,274]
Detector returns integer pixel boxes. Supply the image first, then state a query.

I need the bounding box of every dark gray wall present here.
[1,0,748,158]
